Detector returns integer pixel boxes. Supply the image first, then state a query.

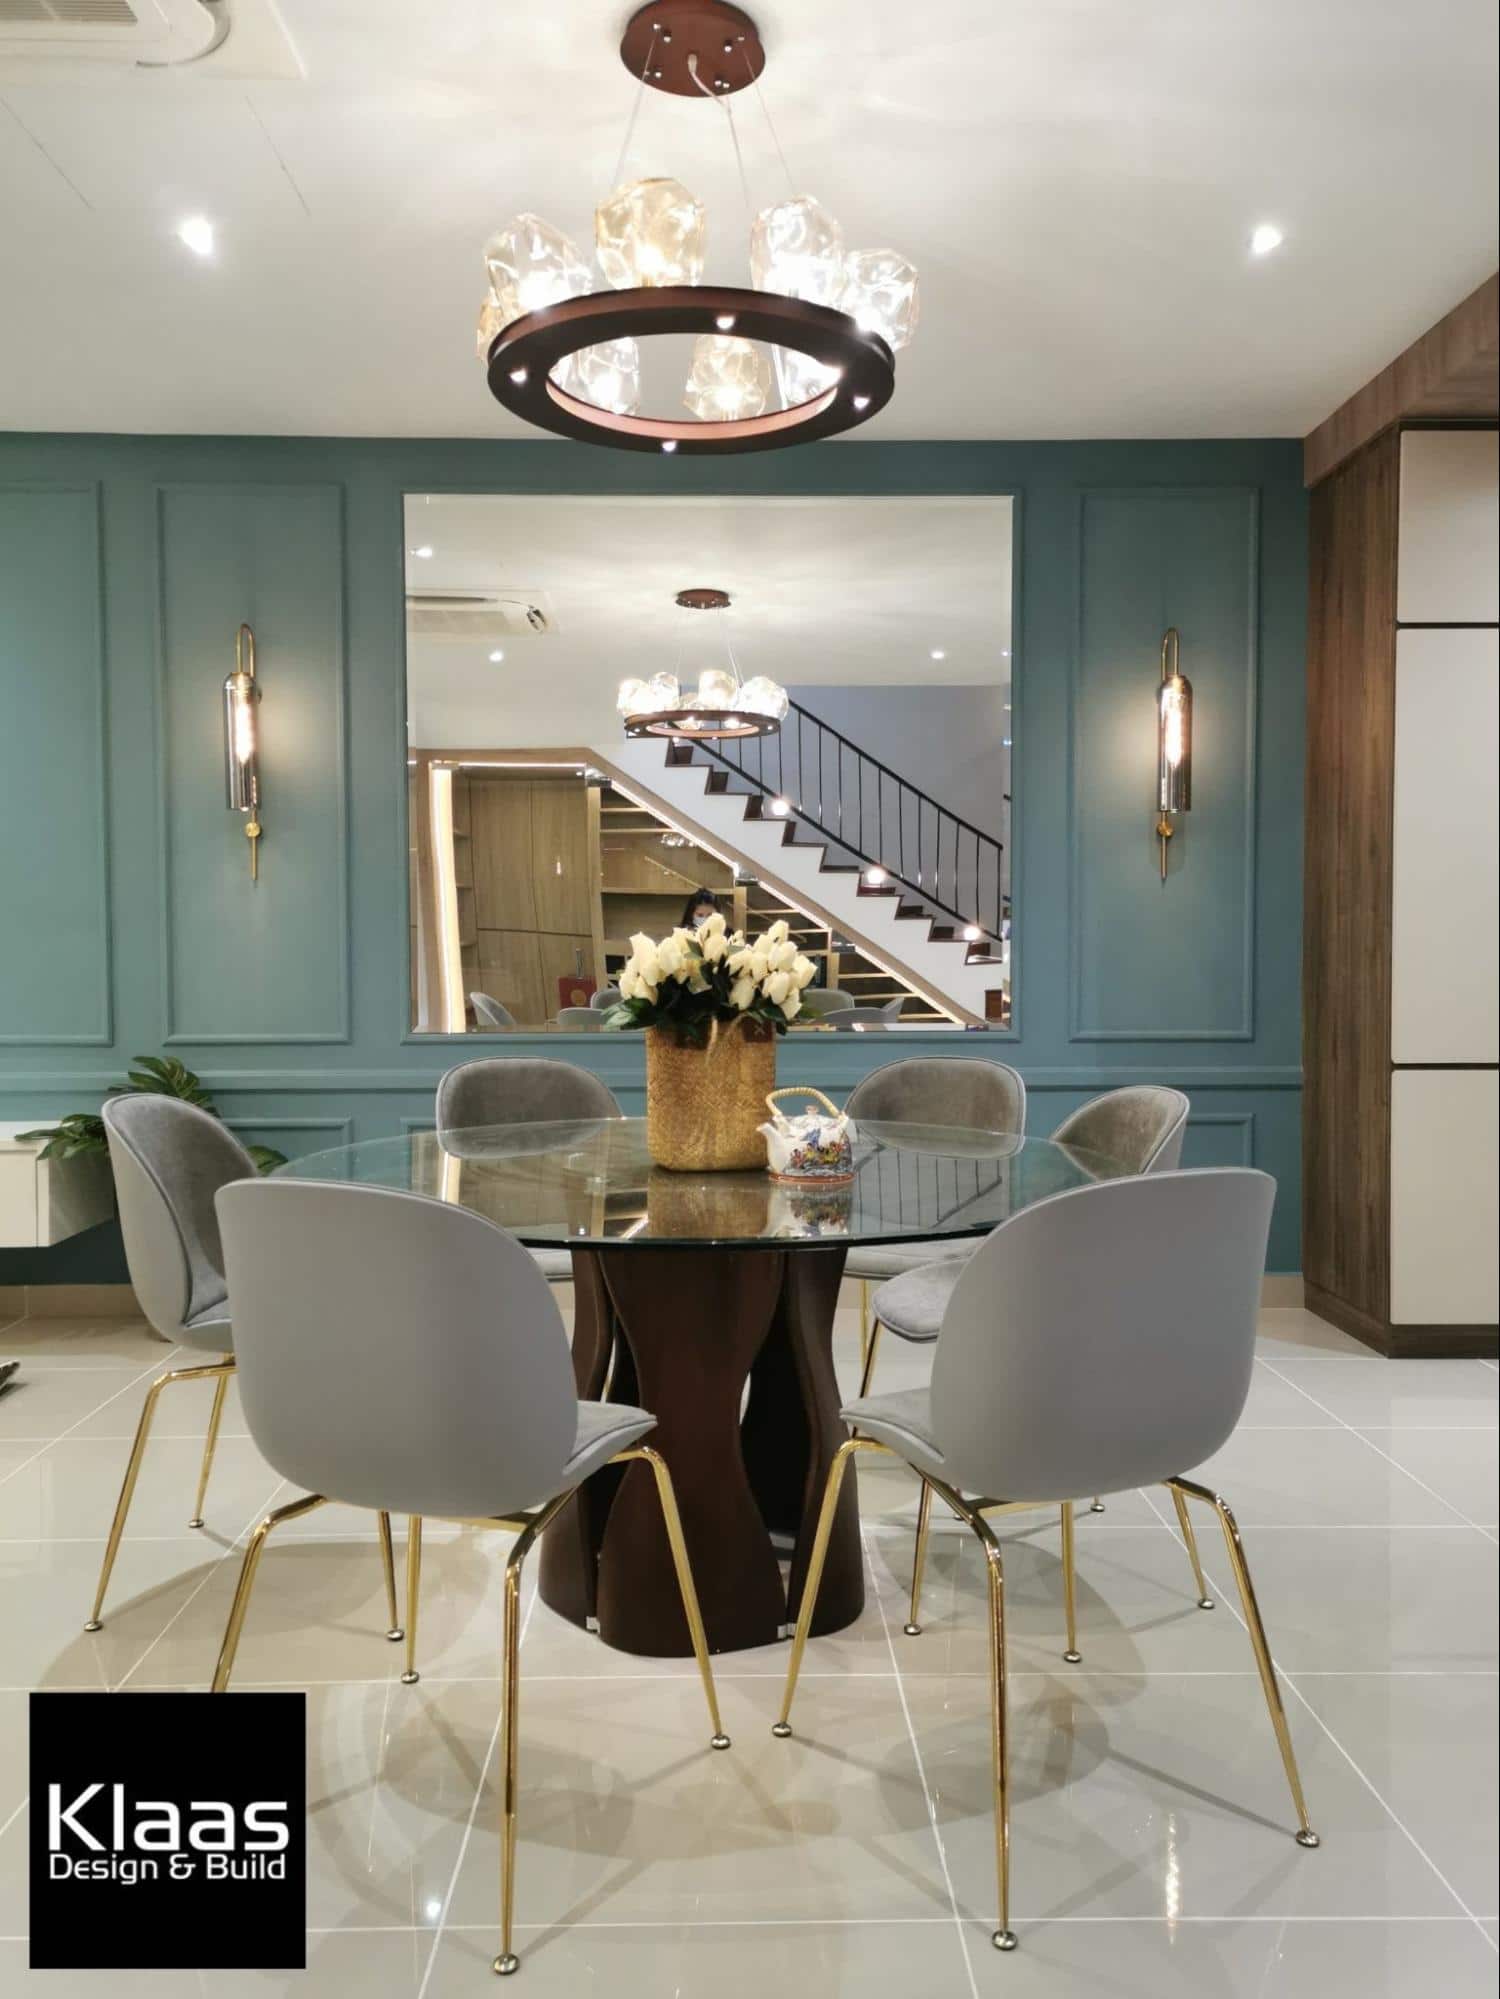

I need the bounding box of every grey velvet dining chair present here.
[436,1057,620,1284]
[775,1170,1318,1957]
[211,1178,730,1978]
[470,991,518,1030]
[797,986,857,1018]
[86,1097,402,1647]
[866,1083,1193,1606]
[842,1056,1027,1383]
[590,984,622,1010]
[555,1006,604,1030]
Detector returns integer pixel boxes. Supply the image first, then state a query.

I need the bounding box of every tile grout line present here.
[860,1513,982,1999]
[1256,1355,1497,1539]
[1140,1486,1494,1947]
[0,1347,191,1493]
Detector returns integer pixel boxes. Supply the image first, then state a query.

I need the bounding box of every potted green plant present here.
[19,1056,287,1176]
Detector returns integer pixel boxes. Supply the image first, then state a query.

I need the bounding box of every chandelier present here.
[617,587,787,739]
[477,0,919,455]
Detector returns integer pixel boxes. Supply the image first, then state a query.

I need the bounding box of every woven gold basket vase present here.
[645,1019,776,1172]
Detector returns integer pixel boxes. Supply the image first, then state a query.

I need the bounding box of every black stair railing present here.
[686,696,1009,948]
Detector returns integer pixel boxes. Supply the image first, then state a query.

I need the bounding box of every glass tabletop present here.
[275,1118,1130,1250]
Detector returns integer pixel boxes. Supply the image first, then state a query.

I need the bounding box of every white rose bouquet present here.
[605,913,819,1045]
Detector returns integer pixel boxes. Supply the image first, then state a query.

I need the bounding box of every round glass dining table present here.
[279,1119,1127,1656]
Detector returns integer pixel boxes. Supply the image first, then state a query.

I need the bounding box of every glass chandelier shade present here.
[482,213,593,324]
[684,333,772,421]
[595,178,707,289]
[749,195,845,303]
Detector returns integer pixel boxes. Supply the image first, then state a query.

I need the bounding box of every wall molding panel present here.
[1067,487,1260,1044]
[0,435,1307,1276]
[0,482,113,1046]
[155,481,352,1047]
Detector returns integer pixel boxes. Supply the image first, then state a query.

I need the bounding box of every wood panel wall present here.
[1302,430,1400,1346]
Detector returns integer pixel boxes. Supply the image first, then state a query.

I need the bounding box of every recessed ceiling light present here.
[411,545,434,559]
[1250,222,1284,257]
[715,313,737,332]
[660,439,678,454]
[176,216,215,257]
[930,648,946,661]
[488,649,505,663]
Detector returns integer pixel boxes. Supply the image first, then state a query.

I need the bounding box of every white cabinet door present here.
[1391,628,1500,1064]
[1398,431,1499,626]
[1390,1070,1499,1326]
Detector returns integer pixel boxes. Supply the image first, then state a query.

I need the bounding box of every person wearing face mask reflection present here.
[679,888,723,934]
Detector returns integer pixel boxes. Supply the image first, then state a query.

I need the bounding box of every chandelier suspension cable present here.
[687,50,754,218]
[744,42,795,193]
[610,21,660,192]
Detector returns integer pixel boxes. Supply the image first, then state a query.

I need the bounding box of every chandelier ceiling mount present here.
[619,0,767,98]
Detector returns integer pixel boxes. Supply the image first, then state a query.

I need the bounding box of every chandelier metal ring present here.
[485,286,895,454]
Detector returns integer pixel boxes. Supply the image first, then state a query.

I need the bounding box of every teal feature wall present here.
[0,435,1305,1273]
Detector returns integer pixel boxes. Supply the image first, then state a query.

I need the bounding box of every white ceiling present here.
[404,492,1012,747]
[1,0,1496,439]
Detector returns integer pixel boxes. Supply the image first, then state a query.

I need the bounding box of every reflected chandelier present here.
[477,0,919,455]
[617,587,787,740]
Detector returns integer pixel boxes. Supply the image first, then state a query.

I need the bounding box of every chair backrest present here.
[1049,1086,1189,1175]
[799,986,857,1017]
[436,1058,620,1138]
[590,985,622,1010]
[831,1007,895,1029]
[846,1056,1026,1134]
[469,992,518,1030]
[216,1180,578,1519]
[102,1096,258,1339]
[555,1007,603,1030]
[931,1170,1274,1501]
[880,995,907,1020]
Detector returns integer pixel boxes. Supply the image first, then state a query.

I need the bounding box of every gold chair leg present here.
[211,1492,328,1691]
[85,1359,234,1631]
[1170,1478,1319,1849]
[376,1510,404,1641]
[905,1477,934,1635]
[187,1366,232,1530]
[774,1437,883,1735]
[1168,1483,1216,1609]
[615,1447,731,1749]
[401,1515,424,1684]
[977,1513,1017,1951]
[1060,1501,1081,1663]
[857,1280,871,1370]
[856,1316,883,1401]
[492,1490,577,1978]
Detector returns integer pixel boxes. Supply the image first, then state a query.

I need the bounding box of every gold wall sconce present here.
[223,622,263,880]
[1155,626,1192,880]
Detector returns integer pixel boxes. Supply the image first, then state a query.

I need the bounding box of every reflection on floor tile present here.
[0,1300,1494,1996]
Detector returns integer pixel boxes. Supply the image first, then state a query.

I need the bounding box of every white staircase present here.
[598,737,1009,1028]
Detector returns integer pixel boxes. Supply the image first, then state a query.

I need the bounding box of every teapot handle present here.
[764,1086,844,1119]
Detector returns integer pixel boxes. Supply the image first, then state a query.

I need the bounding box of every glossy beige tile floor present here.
[0,1298,1495,1996]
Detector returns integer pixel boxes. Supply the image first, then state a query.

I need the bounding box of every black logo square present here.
[29,1691,306,1971]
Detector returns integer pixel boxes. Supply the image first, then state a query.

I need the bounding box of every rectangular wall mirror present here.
[404,494,1013,1034]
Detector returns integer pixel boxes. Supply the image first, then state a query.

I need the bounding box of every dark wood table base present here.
[538,1243,864,1655]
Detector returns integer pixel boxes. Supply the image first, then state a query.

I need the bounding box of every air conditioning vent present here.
[0,3,139,21]
[406,590,554,640]
[0,0,300,74]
